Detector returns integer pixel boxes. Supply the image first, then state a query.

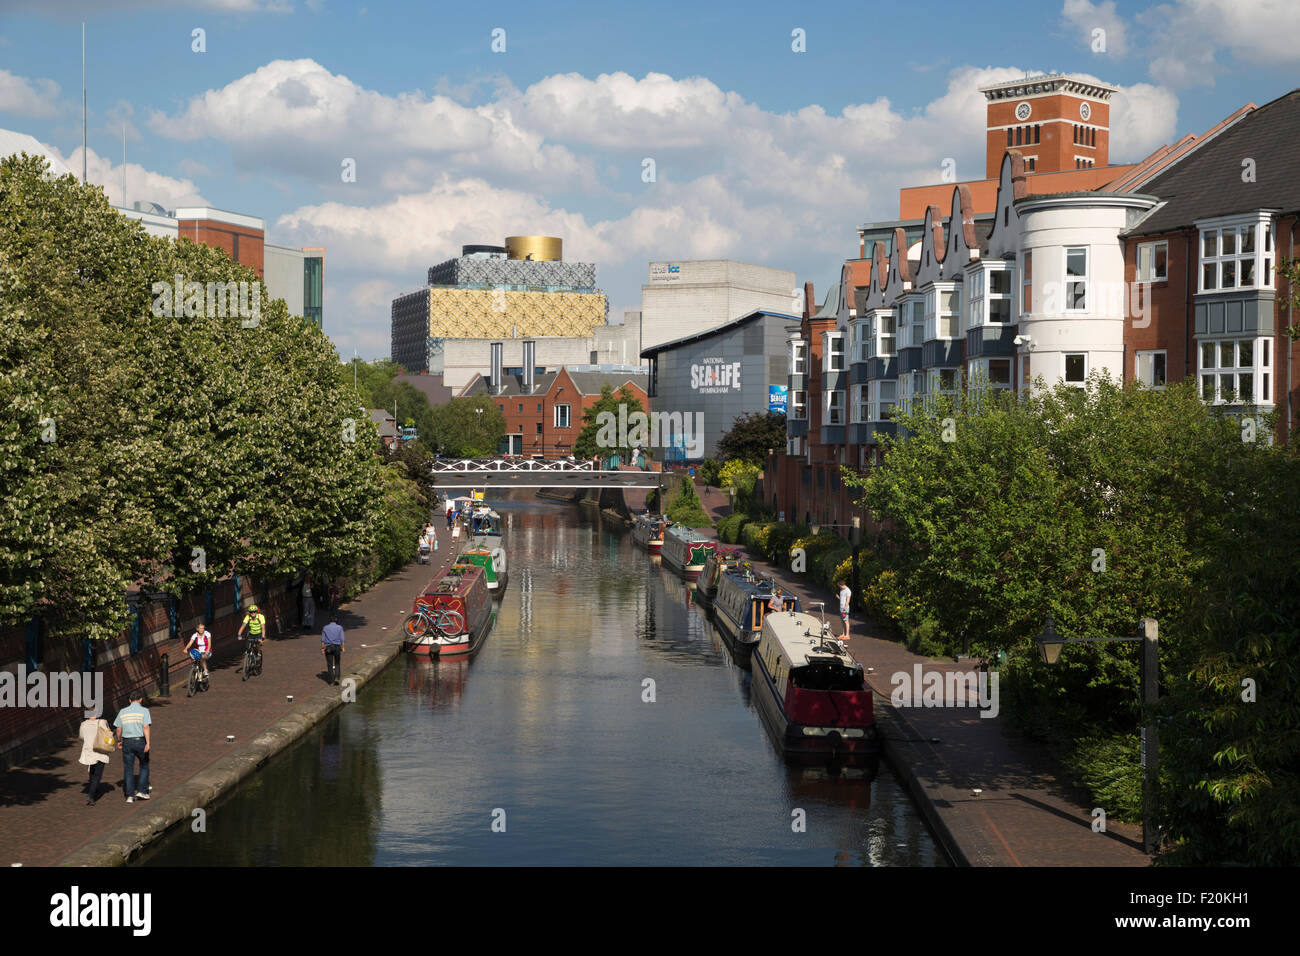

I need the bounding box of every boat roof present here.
[719,567,780,596]
[666,524,713,543]
[762,611,859,670]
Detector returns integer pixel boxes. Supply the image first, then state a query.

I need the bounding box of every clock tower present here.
[980,74,1117,178]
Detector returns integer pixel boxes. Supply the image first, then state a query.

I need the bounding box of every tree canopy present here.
[716,410,785,465]
[573,383,646,461]
[428,396,505,458]
[0,153,382,640]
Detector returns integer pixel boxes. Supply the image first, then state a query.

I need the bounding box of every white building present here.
[640,260,796,350]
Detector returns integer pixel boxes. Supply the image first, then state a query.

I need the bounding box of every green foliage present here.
[574,384,647,461]
[740,521,776,556]
[1063,734,1143,823]
[0,153,382,640]
[429,396,505,458]
[766,523,807,568]
[665,476,711,528]
[717,512,749,543]
[716,410,786,465]
[719,459,762,509]
[342,463,426,595]
[697,456,723,487]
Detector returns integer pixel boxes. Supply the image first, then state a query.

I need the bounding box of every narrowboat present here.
[694,548,744,609]
[713,567,802,649]
[660,524,716,581]
[468,507,503,550]
[403,563,493,658]
[751,609,880,761]
[455,546,509,598]
[631,513,667,553]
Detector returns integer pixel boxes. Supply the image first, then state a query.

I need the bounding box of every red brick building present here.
[461,367,649,458]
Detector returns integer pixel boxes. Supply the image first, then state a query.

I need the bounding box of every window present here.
[1136,350,1166,389]
[1199,337,1271,404]
[910,299,925,347]
[518,403,523,413]
[1006,128,1013,147]
[537,403,542,413]
[1065,247,1088,311]
[823,332,844,372]
[853,384,869,423]
[498,403,504,412]
[1064,353,1087,385]
[791,389,807,420]
[967,269,984,329]
[554,404,571,428]
[791,340,806,375]
[535,422,543,434]
[826,390,845,425]
[1199,220,1275,292]
[1034,124,1040,144]
[1016,126,1022,146]
[1137,241,1168,282]
[1021,251,1032,316]
[877,380,896,420]
[989,358,1011,386]
[1026,157,1037,172]
[926,288,959,339]
[877,311,897,356]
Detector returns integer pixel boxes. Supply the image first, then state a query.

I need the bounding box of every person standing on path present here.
[322,614,345,685]
[445,497,455,530]
[837,579,852,641]
[113,691,151,804]
[77,714,112,806]
[301,574,316,631]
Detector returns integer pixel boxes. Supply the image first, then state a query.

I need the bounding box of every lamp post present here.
[1035,614,1160,855]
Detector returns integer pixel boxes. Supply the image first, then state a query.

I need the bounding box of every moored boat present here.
[403,563,494,658]
[660,524,716,580]
[455,546,509,598]
[694,548,743,609]
[467,506,503,551]
[713,566,802,650]
[631,513,667,553]
[751,609,879,761]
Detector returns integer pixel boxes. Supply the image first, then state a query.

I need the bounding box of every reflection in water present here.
[141,499,942,867]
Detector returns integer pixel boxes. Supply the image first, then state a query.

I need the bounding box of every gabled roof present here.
[1127,89,1300,236]
[567,371,649,395]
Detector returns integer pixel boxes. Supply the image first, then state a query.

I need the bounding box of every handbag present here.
[433,538,439,551]
[92,719,115,755]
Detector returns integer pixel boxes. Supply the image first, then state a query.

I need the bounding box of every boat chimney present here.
[489,341,503,394]
[522,340,536,393]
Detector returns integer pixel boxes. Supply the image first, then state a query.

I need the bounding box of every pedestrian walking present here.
[837,579,852,641]
[113,691,152,804]
[301,574,316,630]
[322,614,345,685]
[445,497,455,530]
[78,714,113,806]
[329,582,341,613]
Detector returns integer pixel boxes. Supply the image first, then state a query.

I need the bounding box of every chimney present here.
[522,340,536,393]
[489,341,503,394]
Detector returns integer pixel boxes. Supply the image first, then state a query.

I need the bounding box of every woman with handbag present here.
[79,714,113,806]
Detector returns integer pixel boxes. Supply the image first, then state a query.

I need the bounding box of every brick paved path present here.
[690,480,1148,866]
[0,545,461,867]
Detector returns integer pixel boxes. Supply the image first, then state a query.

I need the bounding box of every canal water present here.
[140,499,943,866]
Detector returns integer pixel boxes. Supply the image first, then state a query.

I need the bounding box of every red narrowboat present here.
[403,563,494,658]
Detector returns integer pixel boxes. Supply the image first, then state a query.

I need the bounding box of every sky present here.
[1,0,1298,360]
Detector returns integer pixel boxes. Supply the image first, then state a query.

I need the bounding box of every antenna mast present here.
[81,22,87,184]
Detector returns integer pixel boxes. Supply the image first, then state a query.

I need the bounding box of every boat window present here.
[789,660,864,692]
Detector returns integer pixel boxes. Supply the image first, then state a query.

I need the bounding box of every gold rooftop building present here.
[391,236,608,372]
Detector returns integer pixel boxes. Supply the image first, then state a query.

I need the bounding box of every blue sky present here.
[2,0,1298,359]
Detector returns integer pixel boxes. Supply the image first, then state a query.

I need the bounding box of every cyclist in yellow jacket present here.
[237,604,268,652]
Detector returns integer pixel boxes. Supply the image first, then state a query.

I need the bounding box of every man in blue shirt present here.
[322,615,345,685]
[113,691,152,803]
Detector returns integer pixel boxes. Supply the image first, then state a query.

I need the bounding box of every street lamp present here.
[1035,613,1161,855]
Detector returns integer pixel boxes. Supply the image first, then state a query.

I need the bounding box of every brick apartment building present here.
[766,78,1300,543]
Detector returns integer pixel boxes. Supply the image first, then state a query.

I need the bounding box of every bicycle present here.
[186,653,210,697]
[240,638,264,681]
[403,605,465,640]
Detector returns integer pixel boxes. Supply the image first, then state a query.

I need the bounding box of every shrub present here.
[718,512,749,543]
[698,456,723,487]
[767,523,807,568]
[742,521,777,557]
[666,476,712,528]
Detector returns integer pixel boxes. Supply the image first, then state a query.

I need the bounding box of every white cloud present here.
[0,69,62,119]
[1108,83,1180,161]
[1142,0,1300,88]
[1061,0,1130,57]
[55,145,209,209]
[177,158,213,178]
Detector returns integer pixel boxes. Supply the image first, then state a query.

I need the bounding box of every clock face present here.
[1015,102,1032,121]
[1080,102,1092,120]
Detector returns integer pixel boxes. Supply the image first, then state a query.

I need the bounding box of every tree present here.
[665,476,712,528]
[717,411,785,465]
[573,383,646,461]
[0,152,384,640]
[429,396,505,458]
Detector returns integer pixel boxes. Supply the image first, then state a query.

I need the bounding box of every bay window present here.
[826,390,845,425]
[1199,337,1272,405]
[853,384,869,423]
[791,339,806,375]
[1136,350,1166,389]
[1065,247,1088,311]
[790,389,807,419]
[1198,216,1276,292]
[823,332,844,372]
